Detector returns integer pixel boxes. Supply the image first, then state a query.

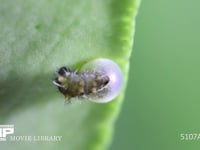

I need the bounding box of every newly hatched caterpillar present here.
[53,58,123,104]
[53,66,110,103]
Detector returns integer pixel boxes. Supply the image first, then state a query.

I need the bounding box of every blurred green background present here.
[110,0,200,150]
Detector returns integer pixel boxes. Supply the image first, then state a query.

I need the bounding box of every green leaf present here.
[0,0,140,149]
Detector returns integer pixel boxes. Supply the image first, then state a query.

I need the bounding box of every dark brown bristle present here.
[58,67,72,75]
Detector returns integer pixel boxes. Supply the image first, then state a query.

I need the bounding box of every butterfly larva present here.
[53,58,123,103]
